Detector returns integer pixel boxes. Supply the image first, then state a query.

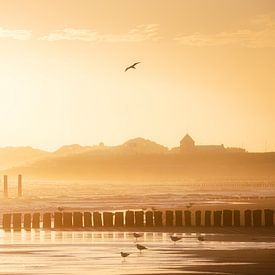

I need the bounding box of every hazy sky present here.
[0,0,274,151]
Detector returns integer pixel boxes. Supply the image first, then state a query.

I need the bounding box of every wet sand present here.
[0,229,275,274]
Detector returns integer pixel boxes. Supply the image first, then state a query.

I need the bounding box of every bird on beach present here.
[120,252,130,260]
[125,62,140,72]
[136,244,147,253]
[197,235,205,242]
[170,235,183,244]
[186,202,194,209]
[133,232,143,242]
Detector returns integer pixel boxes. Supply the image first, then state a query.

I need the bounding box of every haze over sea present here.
[1,179,275,214]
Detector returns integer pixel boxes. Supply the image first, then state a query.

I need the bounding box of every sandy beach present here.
[0,229,274,275]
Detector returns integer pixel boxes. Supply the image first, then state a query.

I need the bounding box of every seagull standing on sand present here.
[133,232,143,242]
[136,244,147,253]
[125,62,141,72]
[120,252,130,260]
[170,235,183,244]
[197,235,205,241]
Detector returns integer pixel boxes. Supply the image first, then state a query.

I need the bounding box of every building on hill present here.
[171,134,246,153]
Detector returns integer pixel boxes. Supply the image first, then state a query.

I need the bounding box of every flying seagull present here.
[125,62,141,72]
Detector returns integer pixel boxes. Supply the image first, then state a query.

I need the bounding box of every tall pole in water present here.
[18,174,22,197]
[4,175,8,198]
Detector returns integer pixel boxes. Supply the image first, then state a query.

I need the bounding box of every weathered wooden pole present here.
[54,212,63,229]
[3,175,8,198]
[154,211,163,227]
[114,212,124,227]
[32,213,40,229]
[264,209,274,227]
[43,213,52,229]
[135,211,144,227]
[184,211,191,226]
[103,212,113,227]
[84,212,92,228]
[244,210,252,227]
[93,212,102,227]
[145,211,153,227]
[63,212,72,228]
[3,214,11,230]
[18,174,22,197]
[205,211,211,227]
[175,210,183,226]
[195,211,201,226]
[125,211,135,227]
[13,213,22,231]
[165,210,173,227]
[213,211,222,227]
[73,212,83,228]
[253,210,262,227]
[24,213,31,230]
[233,210,241,227]
[223,210,233,226]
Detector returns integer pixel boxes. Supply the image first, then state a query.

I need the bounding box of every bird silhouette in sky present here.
[125,62,141,72]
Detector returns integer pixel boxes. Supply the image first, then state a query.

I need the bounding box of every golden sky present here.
[0,0,274,152]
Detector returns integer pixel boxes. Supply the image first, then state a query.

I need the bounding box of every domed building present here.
[180,134,195,152]
[171,134,246,154]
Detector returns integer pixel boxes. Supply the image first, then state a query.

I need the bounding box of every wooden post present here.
[135,211,144,227]
[54,212,63,229]
[205,211,211,227]
[3,214,11,231]
[32,213,40,229]
[154,211,163,227]
[223,210,232,226]
[103,212,113,227]
[214,211,222,227]
[145,211,153,227]
[93,212,102,227]
[125,211,135,227]
[24,213,31,230]
[3,175,8,198]
[114,212,124,227]
[175,210,183,226]
[73,212,83,228]
[233,210,241,227]
[165,210,173,227]
[195,211,201,226]
[63,212,72,228]
[84,212,92,228]
[184,211,191,226]
[253,210,262,227]
[18,174,22,197]
[43,213,51,229]
[244,210,252,227]
[264,209,274,227]
[13,213,22,231]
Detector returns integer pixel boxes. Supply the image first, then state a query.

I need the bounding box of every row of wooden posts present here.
[3,175,23,198]
[2,209,274,230]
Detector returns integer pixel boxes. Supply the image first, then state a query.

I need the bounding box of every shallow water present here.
[1,180,275,214]
[0,230,275,274]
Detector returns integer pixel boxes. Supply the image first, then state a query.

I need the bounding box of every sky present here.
[0,0,274,152]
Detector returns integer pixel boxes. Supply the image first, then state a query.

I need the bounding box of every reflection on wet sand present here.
[0,230,275,274]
